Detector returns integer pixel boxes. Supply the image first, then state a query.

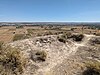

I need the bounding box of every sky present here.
[0,0,100,22]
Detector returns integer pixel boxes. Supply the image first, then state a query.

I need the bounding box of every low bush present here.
[31,50,47,62]
[35,51,47,61]
[57,34,67,43]
[0,45,27,75]
[89,37,100,45]
[65,32,84,42]
[72,34,84,41]
[16,26,23,29]
[83,61,100,75]
[66,32,72,38]
[58,33,84,42]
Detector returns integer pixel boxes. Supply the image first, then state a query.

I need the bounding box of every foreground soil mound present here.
[1,34,99,75]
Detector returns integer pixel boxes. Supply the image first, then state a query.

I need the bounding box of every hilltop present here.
[0,33,99,75]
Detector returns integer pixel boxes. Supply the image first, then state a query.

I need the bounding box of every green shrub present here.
[72,34,84,41]
[65,32,84,42]
[0,45,27,75]
[58,33,84,42]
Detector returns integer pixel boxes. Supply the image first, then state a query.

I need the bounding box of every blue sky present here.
[0,0,100,22]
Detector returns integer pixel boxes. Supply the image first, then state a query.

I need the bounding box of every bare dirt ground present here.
[0,29,14,43]
[0,27,28,43]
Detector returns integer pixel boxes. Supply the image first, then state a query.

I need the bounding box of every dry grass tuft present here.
[83,61,100,75]
[13,34,29,41]
[57,34,67,43]
[95,33,100,36]
[0,44,27,75]
[35,51,47,61]
[30,50,47,62]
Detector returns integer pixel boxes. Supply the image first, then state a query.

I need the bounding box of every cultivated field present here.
[0,25,99,43]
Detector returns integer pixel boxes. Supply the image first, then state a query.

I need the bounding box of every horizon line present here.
[0,21,100,23]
